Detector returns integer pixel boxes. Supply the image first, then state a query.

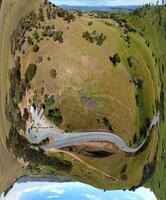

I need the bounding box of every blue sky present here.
[0,181,157,200]
[50,0,158,6]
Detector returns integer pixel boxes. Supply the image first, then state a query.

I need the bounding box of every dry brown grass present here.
[20,14,138,145]
[0,0,41,193]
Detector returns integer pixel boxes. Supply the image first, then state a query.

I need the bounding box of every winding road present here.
[27,107,159,154]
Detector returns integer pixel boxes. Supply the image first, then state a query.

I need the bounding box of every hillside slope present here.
[119,5,166,200]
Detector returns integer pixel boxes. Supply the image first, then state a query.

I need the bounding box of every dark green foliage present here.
[25,63,37,83]
[45,96,55,107]
[53,31,63,43]
[63,12,76,23]
[10,11,38,55]
[38,7,44,21]
[47,108,63,126]
[33,30,39,40]
[46,8,51,20]
[133,134,138,144]
[32,44,39,52]
[7,127,72,172]
[127,56,133,68]
[103,117,113,131]
[120,164,128,180]
[109,53,121,66]
[88,21,93,26]
[27,36,34,45]
[95,33,106,46]
[82,31,106,46]
[82,31,94,43]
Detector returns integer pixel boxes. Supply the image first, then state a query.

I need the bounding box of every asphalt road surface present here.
[27,113,159,153]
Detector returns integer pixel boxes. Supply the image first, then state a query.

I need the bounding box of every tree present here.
[50,69,57,78]
[47,108,63,126]
[77,11,82,17]
[53,31,63,43]
[25,63,37,83]
[109,53,121,66]
[32,44,39,52]
[27,36,34,45]
[38,7,44,21]
[33,30,39,40]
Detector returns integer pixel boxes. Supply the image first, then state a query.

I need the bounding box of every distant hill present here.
[60,5,142,12]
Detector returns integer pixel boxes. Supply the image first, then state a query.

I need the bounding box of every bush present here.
[82,31,94,43]
[27,36,34,45]
[45,96,55,107]
[127,56,133,68]
[82,31,106,45]
[109,53,121,66]
[25,63,37,82]
[50,69,57,78]
[32,44,39,52]
[103,117,113,131]
[88,21,93,26]
[33,30,39,40]
[38,7,44,21]
[47,108,63,126]
[77,11,82,17]
[53,31,63,43]
[95,33,106,46]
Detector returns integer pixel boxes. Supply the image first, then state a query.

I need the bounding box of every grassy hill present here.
[0,0,165,198]
[0,0,42,193]
[121,5,166,200]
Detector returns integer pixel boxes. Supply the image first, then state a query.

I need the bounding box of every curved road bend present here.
[27,113,159,154]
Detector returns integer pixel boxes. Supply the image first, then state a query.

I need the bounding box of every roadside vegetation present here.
[47,108,63,126]
[82,30,106,46]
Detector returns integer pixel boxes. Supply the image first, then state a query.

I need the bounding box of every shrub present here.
[25,63,37,82]
[47,108,63,126]
[103,117,113,131]
[109,53,121,66]
[52,8,57,19]
[53,31,63,43]
[127,56,133,68]
[32,44,39,52]
[47,56,51,61]
[77,11,82,17]
[50,69,57,78]
[38,7,44,21]
[82,31,94,43]
[27,36,34,45]
[45,96,55,107]
[88,21,93,26]
[82,31,106,45]
[33,30,39,40]
[63,12,76,23]
[95,33,106,46]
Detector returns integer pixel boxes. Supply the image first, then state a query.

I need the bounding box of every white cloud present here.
[0,182,67,200]
[134,187,157,200]
[47,195,59,199]
[85,194,102,200]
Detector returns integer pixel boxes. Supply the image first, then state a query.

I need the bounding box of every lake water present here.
[59,5,142,12]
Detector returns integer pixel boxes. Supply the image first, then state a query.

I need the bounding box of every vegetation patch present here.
[32,44,39,52]
[44,95,55,107]
[103,117,113,131]
[109,53,121,66]
[25,63,37,83]
[82,30,106,46]
[47,108,63,126]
